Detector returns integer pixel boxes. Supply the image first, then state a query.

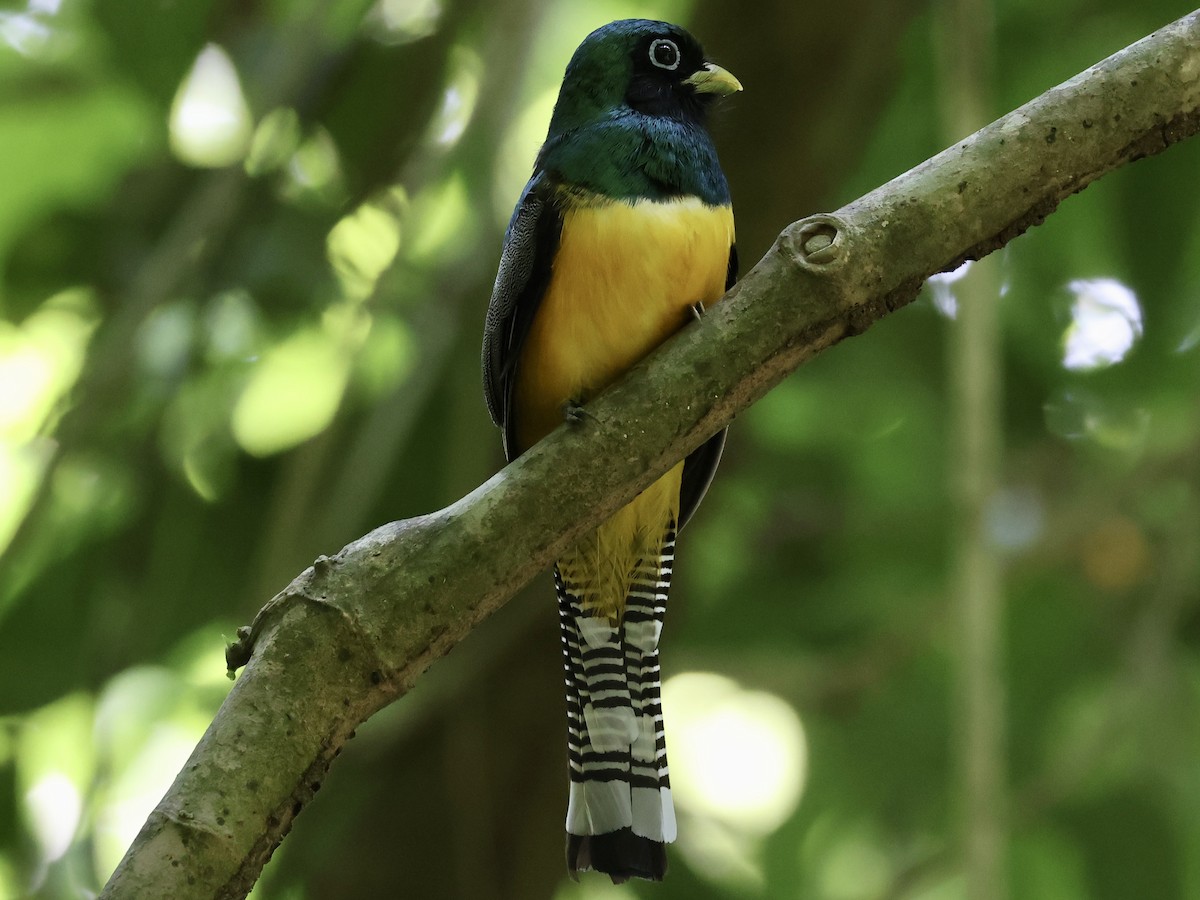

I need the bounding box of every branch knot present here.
[780,214,850,269]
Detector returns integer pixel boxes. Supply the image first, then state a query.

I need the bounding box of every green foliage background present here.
[1,0,1199,898]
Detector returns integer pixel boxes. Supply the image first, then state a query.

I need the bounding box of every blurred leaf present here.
[0,83,154,264]
[231,326,351,457]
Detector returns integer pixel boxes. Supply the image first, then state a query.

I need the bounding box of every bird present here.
[481,19,740,883]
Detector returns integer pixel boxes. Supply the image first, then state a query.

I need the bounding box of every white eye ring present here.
[649,38,680,71]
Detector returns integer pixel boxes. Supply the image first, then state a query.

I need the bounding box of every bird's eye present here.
[649,38,680,71]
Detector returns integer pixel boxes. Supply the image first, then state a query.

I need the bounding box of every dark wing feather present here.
[481,173,563,460]
[678,242,738,529]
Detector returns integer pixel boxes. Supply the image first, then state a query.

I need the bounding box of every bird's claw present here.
[564,398,594,426]
[689,301,706,323]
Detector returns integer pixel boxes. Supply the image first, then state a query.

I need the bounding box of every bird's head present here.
[547,19,742,137]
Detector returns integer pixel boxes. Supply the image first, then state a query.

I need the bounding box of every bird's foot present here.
[688,301,706,324]
[564,398,594,426]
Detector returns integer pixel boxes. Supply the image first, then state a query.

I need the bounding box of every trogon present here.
[481,19,740,884]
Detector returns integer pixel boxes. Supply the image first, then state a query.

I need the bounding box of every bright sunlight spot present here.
[327,190,406,301]
[365,0,442,44]
[0,0,65,60]
[662,672,807,834]
[1062,277,1143,371]
[0,331,54,431]
[0,442,44,558]
[0,11,52,58]
[17,693,93,870]
[0,288,97,440]
[25,773,81,863]
[429,48,480,147]
[927,259,973,319]
[170,44,253,168]
[675,815,765,890]
[231,327,350,456]
[0,298,97,558]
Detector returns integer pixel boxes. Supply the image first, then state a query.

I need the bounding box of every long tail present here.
[557,526,677,884]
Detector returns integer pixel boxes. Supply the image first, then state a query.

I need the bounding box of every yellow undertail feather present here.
[557,462,683,621]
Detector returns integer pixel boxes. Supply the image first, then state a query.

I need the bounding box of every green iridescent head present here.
[537,20,741,204]
[546,19,742,138]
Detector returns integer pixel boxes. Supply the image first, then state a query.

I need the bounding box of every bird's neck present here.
[537,112,730,207]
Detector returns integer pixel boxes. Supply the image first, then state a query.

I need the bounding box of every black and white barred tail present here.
[556,527,677,884]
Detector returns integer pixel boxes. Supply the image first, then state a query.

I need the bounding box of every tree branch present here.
[101,12,1200,899]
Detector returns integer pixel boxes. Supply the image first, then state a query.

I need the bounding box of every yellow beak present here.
[684,62,743,96]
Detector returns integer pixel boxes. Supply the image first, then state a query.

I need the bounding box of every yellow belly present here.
[515,194,734,618]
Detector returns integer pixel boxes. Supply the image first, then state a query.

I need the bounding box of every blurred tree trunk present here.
[934,0,1010,897]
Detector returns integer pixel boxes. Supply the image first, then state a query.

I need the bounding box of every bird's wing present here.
[481,173,564,460]
[678,242,738,529]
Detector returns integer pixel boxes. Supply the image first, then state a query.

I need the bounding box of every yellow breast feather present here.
[515,195,734,448]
